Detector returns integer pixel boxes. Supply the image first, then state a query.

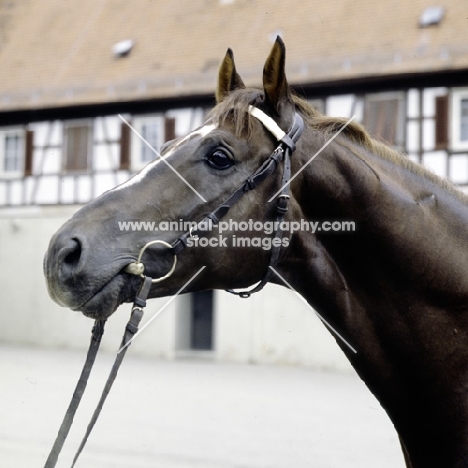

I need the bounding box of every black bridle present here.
[44,106,304,467]
[171,106,304,297]
[123,106,305,295]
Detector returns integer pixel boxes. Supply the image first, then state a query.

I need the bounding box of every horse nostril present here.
[57,238,83,281]
[63,238,82,266]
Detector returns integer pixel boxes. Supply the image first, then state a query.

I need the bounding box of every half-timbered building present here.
[1,0,467,368]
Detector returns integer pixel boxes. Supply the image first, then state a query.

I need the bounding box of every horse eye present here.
[206,149,233,170]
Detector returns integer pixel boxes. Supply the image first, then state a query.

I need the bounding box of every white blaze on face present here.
[111,123,216,193]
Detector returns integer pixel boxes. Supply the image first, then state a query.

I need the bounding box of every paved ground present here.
[1,344,405,468]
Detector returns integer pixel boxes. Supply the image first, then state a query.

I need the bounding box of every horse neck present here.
[279,129,468,466]
[289,130,468,307]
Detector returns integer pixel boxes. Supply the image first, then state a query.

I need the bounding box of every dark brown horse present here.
[44,38,468,467]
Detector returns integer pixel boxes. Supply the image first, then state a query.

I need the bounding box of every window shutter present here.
[64,124,90,172]
[24,130,34,176]
[119,121,131,170]
[435,95,449,149]
[164,117,176,143]
[364,98,400,146]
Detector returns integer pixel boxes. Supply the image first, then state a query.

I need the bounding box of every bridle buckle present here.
[276,193,290,215]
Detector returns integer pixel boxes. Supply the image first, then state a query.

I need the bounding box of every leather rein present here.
[44,106,304,467]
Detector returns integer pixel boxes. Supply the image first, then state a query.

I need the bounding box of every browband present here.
[248,105,298,152]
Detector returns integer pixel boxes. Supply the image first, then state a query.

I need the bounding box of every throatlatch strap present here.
[226,112,303,298]
[43,319,106,468]
[71,276,152,467]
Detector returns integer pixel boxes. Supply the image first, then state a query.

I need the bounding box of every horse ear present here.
[216,48,245,103]
[262,37,292,115]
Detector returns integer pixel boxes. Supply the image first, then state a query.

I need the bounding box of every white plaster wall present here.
[216,286,352,372]
[450,155,468,183]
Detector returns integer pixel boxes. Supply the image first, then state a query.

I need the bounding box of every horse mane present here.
[209,88,468,203]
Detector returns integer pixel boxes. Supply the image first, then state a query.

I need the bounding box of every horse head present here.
[44,38,303,319]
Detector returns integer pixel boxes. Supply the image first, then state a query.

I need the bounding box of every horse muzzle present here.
[43,220,141,319]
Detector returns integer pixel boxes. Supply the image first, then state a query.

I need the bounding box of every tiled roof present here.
[0,0,467,111]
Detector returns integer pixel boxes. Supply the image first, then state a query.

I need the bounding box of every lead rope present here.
[43,320,105,468]
[44,276,152,468]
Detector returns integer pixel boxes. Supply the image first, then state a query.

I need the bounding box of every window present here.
[451,89,468,151]
[131,116,163,170]
[5,134,21,171]
[119,121,131,170]
[141,119,162,164]
[63,121,92,172]
[435,95,449,149]
[419,6,445,28]
[363,93,405,149]
[0,129,24,177]
[461,99,468,141]
[131,115,176,170]
[112,39,134,58]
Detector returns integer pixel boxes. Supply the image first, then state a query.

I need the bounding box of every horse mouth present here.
[72,271,141,319]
